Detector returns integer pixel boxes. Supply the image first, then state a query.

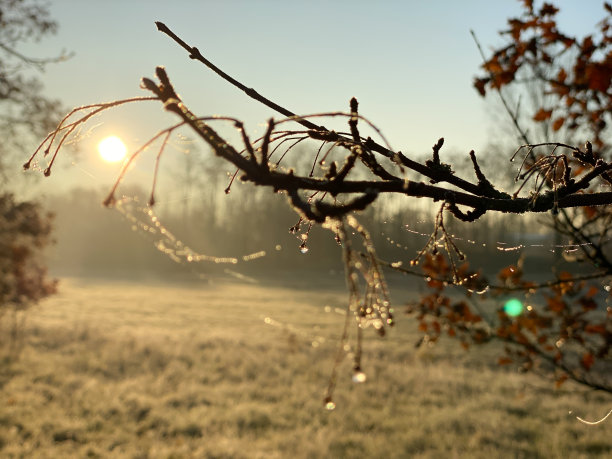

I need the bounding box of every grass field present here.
[0,276,610,458]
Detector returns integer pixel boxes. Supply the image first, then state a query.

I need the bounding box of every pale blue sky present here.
[19,1,605,190]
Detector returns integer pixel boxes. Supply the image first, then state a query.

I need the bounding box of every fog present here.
[43,174,563,286]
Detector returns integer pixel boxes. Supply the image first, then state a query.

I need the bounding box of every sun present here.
[97,136,127,162]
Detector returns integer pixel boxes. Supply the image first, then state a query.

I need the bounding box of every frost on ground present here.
[0,278,609,458]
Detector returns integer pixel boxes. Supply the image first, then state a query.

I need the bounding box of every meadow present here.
[0,275,610,458]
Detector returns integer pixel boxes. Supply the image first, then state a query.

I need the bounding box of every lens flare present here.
[503,298,523,317]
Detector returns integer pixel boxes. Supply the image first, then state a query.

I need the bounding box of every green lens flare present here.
[503,298,523,317]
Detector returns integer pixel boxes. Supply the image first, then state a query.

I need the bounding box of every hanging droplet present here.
[352,371,367,383]
[324,396,336,411]
[299,243,309,254]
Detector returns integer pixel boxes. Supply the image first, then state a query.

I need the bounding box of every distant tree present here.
[0,194,56,355]
[28,0,611,403]
[0,0,64,353]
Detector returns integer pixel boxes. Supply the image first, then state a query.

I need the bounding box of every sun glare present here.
[98,136,127,162]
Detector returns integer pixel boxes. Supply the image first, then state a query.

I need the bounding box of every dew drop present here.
[352,371,367,383]
[325,401,336,411]
[299,244,309,254]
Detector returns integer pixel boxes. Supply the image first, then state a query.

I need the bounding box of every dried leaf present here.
[533,108,553,121]
[586,63,612,92]
[540,3,559,16]
[583,206,598,219]
[552,117,565,131]
[580,297,598,311]
[585,285,599,299]
[557,68,568,82]
[547,296,566,313]
[427,278,445,290]
[555,373,568,389]
[474,77,489,97]
[584,324,606,334]
[581,352,595,371]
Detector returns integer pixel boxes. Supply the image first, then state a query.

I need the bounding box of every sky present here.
[16,0,607,196]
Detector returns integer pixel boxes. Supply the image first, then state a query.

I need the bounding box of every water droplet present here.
[299,244,309,254]
[325,401,336,411]
[352,371,367,383]
[275,244,282,251]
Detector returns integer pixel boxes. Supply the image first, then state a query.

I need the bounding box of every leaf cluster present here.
[474,1,612,148]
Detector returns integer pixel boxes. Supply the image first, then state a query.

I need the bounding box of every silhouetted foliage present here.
[0,193,56,307]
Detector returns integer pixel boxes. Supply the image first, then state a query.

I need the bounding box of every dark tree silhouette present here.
[0,194,56,318]
[28,0,611,402]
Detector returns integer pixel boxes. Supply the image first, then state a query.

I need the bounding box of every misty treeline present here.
[46,145,554,280]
